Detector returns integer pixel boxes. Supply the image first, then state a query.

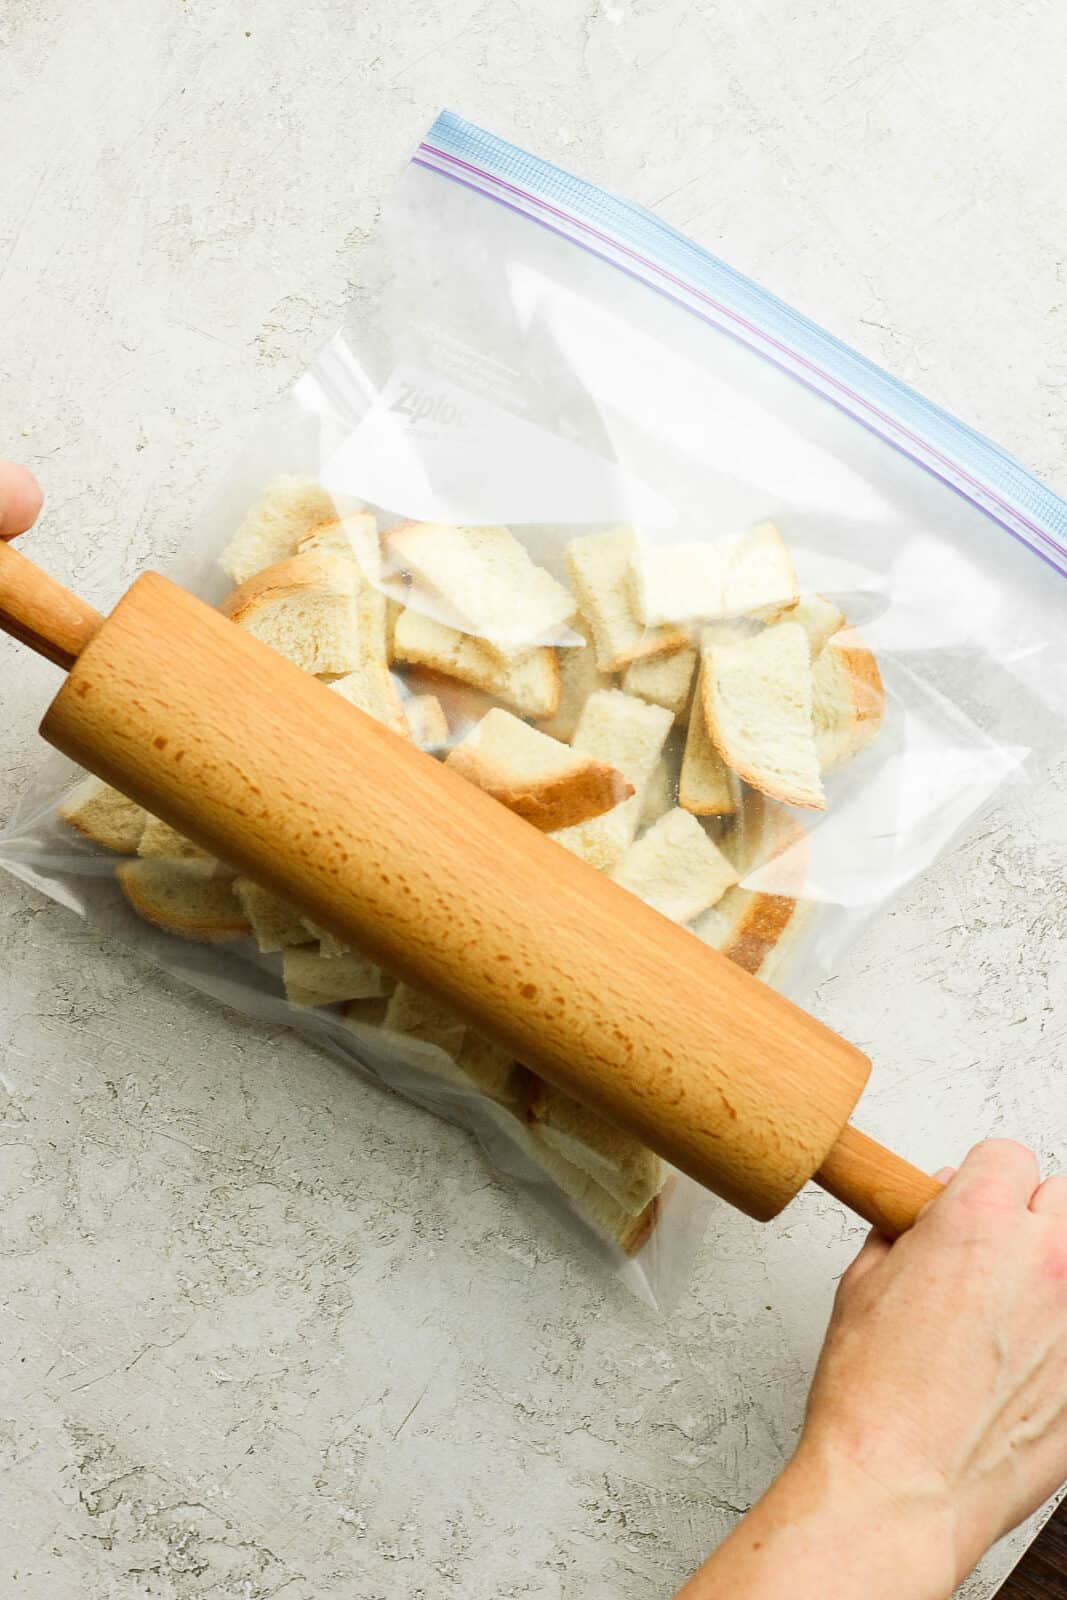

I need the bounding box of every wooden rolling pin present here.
[0,539,941,1236]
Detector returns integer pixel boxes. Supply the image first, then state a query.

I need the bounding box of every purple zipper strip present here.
[416,142,1065,570]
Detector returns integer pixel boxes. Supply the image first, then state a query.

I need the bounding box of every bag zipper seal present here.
[414,110,1067,581]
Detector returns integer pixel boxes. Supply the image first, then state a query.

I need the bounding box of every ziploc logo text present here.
[390,380,469,429]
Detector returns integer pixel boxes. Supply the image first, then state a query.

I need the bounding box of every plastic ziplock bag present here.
[4,110,1067,1308]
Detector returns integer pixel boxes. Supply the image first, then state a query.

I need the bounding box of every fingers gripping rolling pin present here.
[0,540,940,1237]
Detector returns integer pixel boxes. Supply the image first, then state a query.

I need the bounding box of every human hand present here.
[677,1140,1067,1600]
[0,460,44,540]
[800,1139,1067,1586]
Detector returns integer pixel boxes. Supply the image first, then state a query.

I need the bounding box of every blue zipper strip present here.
[415,110,1067,579]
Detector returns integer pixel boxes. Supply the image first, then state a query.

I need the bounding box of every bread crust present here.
[393,610,561,719]
[219,550,359,620]
[117,860,251,942]
[446,744,632,832]
[702,623,826,810]
[58,778,147,853]
[813,626,885,769]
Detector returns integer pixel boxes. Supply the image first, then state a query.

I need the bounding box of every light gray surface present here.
[2,3,1065,1596]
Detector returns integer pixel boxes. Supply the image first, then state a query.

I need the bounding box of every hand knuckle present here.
[974,1137,1034,1164]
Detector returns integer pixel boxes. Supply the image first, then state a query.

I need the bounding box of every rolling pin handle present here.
[815,1124,943,1238]
[0,540,104,671]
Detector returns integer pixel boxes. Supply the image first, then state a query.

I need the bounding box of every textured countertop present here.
[2,3,1065,1596]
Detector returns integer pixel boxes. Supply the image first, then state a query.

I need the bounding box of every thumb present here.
[0,462,44,540]
[843,1164,957,1285]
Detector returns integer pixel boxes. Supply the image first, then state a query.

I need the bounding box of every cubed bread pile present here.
[58,478,884,1256]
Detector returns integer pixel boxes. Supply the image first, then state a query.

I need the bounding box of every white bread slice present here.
[679,664,737,816]
[639,755,674,827]
[137,815,214,862]
[382,983,519,1102]
[445,708,632,832]
[524,1080,667,1214]
[220,550,383,676]
[330,661,409,737]
[690,793,810,983]
[721,521,799,621]
[341,997,390,1029]
[790,592,846,659]
[383,981,467,1055]
[282,946,393,1008]
[565,529,690,672]
[629,542,713,627]
[454,1031,521,1104]
[394,666,490,729]
[693,889,807,984]
[117,859,251,942]
[721,790,808,884]
[622,644,697,720]
[385,598,403,661]
[381,982,513,1096]
[358,579,388,666]
[403,693,449,750]
[548,1156,664,1255]
[535,1140,664,1254]
[299,514,389,660]
[551,690,673,871]
[387,521,573,651]
[481,1101,664,1255]
[536,612,614,744]
[611,807,737,923]
[220,476,339,585]
[631,521,798,627]
[702,621,825,810]
[58,777,148,854]
[392,609,560,719]
[233,880,312,954]
[297,510,381,580]
[812,626,885,771]
[302,922,349,958]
